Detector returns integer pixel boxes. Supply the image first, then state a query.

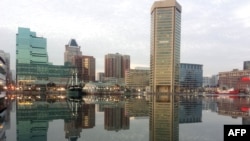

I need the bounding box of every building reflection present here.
[125,95,149,117]
[16,94,95,141]
[0,94,13,141]
[149,94,179,141]
[216,95,250,124]
[64,99,95,141]
[179,95,202,123]
[104,102,129,132]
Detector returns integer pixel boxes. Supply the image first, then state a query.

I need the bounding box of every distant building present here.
[80,55,96,82]
[150,0,181,93]
[210,74,219,87]
[96,72,105,82]
[243,61,250,70]
[64,39,82,66]
[218,69,250,90]
[125,68,150,92]
[203,75,218,87]
[121,55,130,78]
[179,63,203,92]
[203,77,211,87]
[2,52,11,86]
[104,53,130,80]
[0,50,7,90]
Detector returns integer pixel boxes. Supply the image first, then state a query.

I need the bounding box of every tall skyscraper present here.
[150,0,181,93]
[105,53,130,79]
[121,55,130,78]
[149,0,181,141]
[64,39,82,66]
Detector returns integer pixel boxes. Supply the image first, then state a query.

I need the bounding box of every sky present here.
[0,0,250,77]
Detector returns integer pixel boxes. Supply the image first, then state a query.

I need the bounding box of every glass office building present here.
[16,27,73,87]
[16,27,48,64]
[150,0,182,93]
[179,63,203,92]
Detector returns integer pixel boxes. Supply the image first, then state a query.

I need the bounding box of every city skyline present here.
[1,0,250,76]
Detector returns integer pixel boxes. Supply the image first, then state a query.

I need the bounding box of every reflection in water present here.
[16,94,95,141]
[10,91,250,141]
[0,94,13,141]
[104,103,129,131]
[216,95,250,124]
[149,94,179,141]
[179,95,202,123]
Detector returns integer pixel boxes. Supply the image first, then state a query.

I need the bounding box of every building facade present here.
[121,55,130,78]
[179,63,203,92]
[150,0,181,93]
[96,72,105,82]
[82,56,96,82]
[104,53,130,79]
[125,68,150,92]
[16,27,73,88]
[16,27,48,65]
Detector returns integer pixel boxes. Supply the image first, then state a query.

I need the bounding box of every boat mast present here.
[76,72,78,85]
[71,73,74,86]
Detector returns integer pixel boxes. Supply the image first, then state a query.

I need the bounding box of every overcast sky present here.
[0,0,250,76]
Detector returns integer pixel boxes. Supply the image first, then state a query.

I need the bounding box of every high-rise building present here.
[121,55,130,78]
[104,53,130,79]
[64,39,82,66]
[150,0,181,93]
[75,55,96,82]
[82,55,96,82]
[149,0,181,141]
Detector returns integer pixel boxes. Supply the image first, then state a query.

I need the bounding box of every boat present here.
[215,87,239,94]
[66,72,84,99]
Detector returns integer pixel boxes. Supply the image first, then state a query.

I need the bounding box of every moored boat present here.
[215,87,239,94]
[66,72,84,99]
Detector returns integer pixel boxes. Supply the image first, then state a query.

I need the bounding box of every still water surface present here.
[2,93,249,141]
